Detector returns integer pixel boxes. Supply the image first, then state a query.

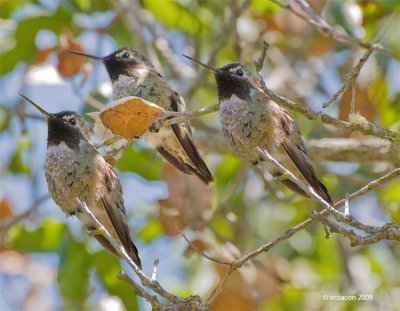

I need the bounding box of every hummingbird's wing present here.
[98,164,142,268]
[277,109,333,204]
[159,92,213,184]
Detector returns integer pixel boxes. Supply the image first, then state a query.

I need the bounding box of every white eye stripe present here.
[62,115,78,122]
[229,66,243,73]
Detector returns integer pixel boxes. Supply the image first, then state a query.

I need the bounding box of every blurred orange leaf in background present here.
[159,164,212,236]
[57,28,86,77]
[0,199,14,220]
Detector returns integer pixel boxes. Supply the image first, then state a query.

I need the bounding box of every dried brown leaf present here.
[158,164,212,236]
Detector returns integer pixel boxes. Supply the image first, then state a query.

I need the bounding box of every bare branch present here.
[270,0,393,55]
[207,168,400,303]
[0,195,50,233]
[77,200,209,310]
[254,40,270,73]
[118,272,163,310]
[311,211,400,246]
[177,226,231,266]
[259,83,399,143]
[322,48,374,109]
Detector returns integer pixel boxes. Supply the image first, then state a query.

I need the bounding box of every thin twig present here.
[270,0,393,55]
[177,226,231,266]
[311,211,400,246]
[260,83,399,143]
[322,48,373,109]
[0,195,50,233]
[77,200,198,306]
[207,168,400,304]
[255,40,270,73]
[118,272,163,310]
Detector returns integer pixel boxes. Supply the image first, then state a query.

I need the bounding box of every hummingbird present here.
[69,47,213,185]
[183,56,333,204]
[20,94,142,268]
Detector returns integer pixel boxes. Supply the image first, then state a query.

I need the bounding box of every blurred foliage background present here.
[0,0,399,310]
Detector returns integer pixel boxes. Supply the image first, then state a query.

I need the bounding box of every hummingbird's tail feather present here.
[280,142,333,205]
[100,197,142,269]
[165,123,213,184]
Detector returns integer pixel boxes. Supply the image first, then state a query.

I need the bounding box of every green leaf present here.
[8,133,32,174]
[93,251,139,311]
[8,218,67,253]
[138,218,163,242]
[214,155,242,200]
[378,180,400,223]
[211,215,234,240]
[116,146,163,181]
[0,107,11,133]
[0,0,28,19]
[58,231,92,310]
[0,6,72,75]
[141,0,202,34]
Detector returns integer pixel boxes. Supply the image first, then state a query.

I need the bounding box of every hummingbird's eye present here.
[122,52,130,59]
[236,69,244,77]
[68,118,77,126]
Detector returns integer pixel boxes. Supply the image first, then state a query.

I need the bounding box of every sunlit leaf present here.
[8,134,32,175]
[0,6,72,75]
[141,0,202,34]
[8,219,67,253]
[116,146,163,180]
[58,232,92,310]
[138,218,164,243]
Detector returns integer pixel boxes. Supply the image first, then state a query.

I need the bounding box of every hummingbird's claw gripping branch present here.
[151,104,221,131]
[87,228,104,237]
[273,172,290,182]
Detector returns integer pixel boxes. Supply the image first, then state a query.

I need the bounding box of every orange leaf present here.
[92,96,164,139]
[184,239,208,256]
[57,28,86,77]
[0,199,14,220]
[33,48,53,65]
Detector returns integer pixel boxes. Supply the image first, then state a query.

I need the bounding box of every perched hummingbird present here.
[20,94,142,268]
[69,47,213,185]
[183,56,332,204]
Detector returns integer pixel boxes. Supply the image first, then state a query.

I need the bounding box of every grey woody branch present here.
[269,0,393,55]
[78,201,209,311]
[311,212,400,246]
[206,168,400,304]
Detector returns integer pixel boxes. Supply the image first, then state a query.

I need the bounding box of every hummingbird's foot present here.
[274,172,290,182]
[87,228,104,237]
[103,136,122,146]
[149,121,161,133]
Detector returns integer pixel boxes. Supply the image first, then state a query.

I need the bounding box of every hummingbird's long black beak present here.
[68,50,104,62]
[182,55,221,73]
[19,94,54,120]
